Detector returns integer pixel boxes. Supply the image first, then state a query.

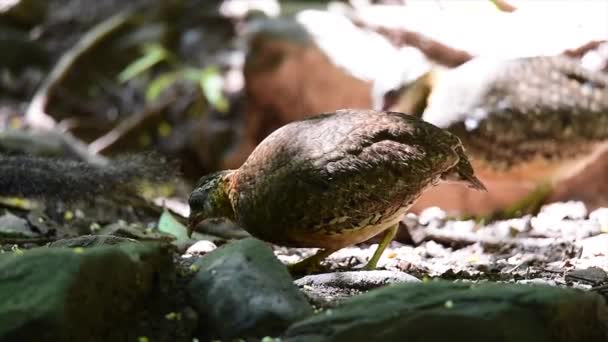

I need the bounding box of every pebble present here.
[589,208,608,229]
[418,206,446,226]
[184,240,217,257]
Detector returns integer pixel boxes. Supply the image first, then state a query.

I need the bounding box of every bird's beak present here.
[462,173,487,192]
[450,146,487,192]
[441,169,487,192]
[187,214,204,238]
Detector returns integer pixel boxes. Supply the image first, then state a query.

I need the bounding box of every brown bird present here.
[413,55,608,218]
[188,109,485,272]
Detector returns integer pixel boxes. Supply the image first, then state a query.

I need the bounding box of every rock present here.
[590,207,608,229]
[537,201,588,221]
[566,267,608,286]
[530,215,599,241]
[187,238,312,340]
[296,270,420,290]
[183,240,217,257]
[0,211,36,238]
[516,278,557,286]
[295,270,420,307]
[582,41,608,72]
[580,234,608,258]
[0,243,173,341]
[219,0,280,19]
[527,202,598,241]
[47,235,137,248]
[417,206,447,226]
[284,281,608,342]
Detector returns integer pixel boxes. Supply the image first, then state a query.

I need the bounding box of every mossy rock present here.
[0,242,173,341]
[188,238,312,340]
[284,281,608,342]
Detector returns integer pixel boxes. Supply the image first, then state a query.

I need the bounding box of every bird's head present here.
[188,170,236,236]
[441,144,486,191]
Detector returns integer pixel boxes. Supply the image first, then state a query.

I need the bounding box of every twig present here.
[25,9,135,130]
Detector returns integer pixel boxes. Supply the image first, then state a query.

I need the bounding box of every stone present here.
[295,270,420,307]
[284,281,608,342]
[187,238,312,340]
[537,201,588,220]
[566,267,608,286]
[0,211,36,238]
[417,206,447,226]
[581,233,608,258]
[590,207,608,229]
[295,270,420,290]
[0,243,173,341]
[183,240,217,257]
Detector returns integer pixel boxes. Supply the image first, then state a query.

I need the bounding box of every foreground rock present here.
[188,238,312,340]
[284,281,608,342]
[0,243,173,341]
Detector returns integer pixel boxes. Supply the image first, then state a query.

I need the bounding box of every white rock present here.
[537,201,588,220]
[185,240,217,256]
[580,234,608,258]
[590,208,608,229]
[518,278,556,286]
[418,206,447,225]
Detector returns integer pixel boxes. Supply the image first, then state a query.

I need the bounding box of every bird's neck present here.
[215,170,237,221]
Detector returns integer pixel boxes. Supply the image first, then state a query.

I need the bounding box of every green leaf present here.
[199,66,229,112]
[181,67,204,83]
[145,70,182,102]
[118,43,169,83]
[157,209,189,246]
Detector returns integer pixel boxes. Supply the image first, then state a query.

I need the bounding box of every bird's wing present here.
[231,110,461,238]
[274,111,460,232]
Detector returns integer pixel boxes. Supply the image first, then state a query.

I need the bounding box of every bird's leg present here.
[476,182,553,223]
[364,224,398,270]
[288,248,337,275]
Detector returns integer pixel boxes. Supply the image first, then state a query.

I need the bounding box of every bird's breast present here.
[276,204,412,250]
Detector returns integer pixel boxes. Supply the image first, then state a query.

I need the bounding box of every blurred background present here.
[1,0,607,217]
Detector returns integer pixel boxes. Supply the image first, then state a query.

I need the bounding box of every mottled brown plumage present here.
[189,109,484,270]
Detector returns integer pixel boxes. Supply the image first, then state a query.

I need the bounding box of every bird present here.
[188,109,485,273]
[418,55,608,219]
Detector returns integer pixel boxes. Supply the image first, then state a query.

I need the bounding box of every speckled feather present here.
[227,109,465,248]
[424,56,608,169]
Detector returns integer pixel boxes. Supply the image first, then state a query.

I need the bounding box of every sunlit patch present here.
[157,121,172,137]
[0,197,39,210]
